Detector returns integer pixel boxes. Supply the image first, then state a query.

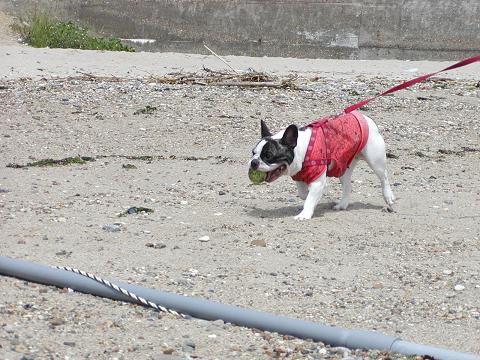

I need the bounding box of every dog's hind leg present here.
[333,159,358,210]
[361,117,395,207]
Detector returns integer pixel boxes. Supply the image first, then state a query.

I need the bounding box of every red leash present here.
[343,55,480,114]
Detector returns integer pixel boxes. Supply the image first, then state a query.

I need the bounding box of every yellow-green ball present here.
[249,168,266,184]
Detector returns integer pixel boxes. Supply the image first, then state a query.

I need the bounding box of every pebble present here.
[102,224,122,232]
[145,242,167,249]
[4,325,15,333]
[454,284,465,291]
[198,235,210,242]
[50,317,65,326]
[251,239,267,247]
[212,319,224,326]
[184,340,196,349]
[197,319,210,328]
[443,269,453,275]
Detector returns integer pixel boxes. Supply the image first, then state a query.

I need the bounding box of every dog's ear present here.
[280,124,298,148]
[261,120,272,138]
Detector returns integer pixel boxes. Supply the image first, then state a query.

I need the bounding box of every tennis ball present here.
[249,168,266,184]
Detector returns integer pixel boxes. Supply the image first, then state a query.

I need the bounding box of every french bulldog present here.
[249,111,395,220]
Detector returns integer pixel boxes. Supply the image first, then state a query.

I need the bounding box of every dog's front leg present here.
[296,181,308,200]
[294,174,327,220]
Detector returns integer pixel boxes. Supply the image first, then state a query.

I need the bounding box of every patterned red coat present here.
[291,111,369,184]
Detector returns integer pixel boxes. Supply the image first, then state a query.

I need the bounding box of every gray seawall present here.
[4,0,480,60]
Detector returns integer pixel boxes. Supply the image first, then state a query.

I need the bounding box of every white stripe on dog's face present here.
[250,139,273,171]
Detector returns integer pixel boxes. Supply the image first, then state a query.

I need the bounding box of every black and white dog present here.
[249,112,395,220]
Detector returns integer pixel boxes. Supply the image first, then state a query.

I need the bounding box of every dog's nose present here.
[251,159,259,170]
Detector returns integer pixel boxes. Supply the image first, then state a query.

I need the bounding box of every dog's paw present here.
[333,201,349,211]
[294,211,312,220]
[384,190,396,206]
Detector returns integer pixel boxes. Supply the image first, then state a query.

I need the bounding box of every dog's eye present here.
[265,152,274,161]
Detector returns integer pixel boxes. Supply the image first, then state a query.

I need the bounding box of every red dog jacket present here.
[291,111,369,184]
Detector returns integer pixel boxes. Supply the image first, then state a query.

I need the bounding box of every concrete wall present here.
[4,0,480,60]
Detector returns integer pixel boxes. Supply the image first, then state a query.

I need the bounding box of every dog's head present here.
[249,120,298,182]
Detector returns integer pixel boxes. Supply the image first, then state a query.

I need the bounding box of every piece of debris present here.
[119,206,154,216]
[6,156,95,168]
[134,105,157,115]
[386,151,399,159]
[145,242,167,249]
[414,151,427,157]
[102,224,122,232]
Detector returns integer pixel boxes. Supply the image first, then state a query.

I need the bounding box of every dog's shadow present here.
[248,201,384,219]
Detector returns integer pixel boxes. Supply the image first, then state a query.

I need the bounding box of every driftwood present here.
[50,67,308,91]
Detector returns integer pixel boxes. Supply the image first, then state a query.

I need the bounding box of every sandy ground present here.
[1,10,480,360]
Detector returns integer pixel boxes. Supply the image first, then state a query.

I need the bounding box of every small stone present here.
[145,242,167,249]
[212,319,224,326]
[197,319,210,328]
[103,224,121,232]
[4,325,14,333]
[251,239,267,247]
[318,348,327,355]
[218,191,226,195]
[50,317,65,326]
[63,341,76,347]
[372,282,384,289]
[184,340,196,349]
[55,250,69,256]
[180,200,188,205]
[162,348,174,355]
[198,236,210,242]
[454,284,465,291]
[443,269,453,275]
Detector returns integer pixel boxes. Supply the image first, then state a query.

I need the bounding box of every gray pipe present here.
[0,256,478,360]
